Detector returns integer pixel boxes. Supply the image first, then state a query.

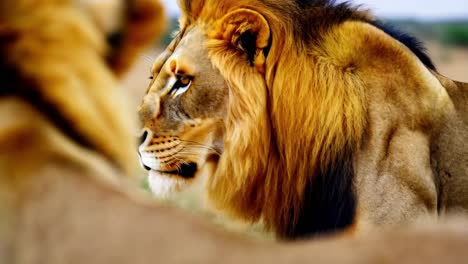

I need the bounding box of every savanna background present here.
[122,0,468,237]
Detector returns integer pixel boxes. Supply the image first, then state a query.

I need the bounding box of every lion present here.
[138,0,468,239]
[3,0,468,263]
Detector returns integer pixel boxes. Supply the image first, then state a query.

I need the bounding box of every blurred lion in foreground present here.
[138,0,468,239]
[1,0,468,263]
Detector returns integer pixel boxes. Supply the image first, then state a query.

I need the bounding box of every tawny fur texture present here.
[201,1,468,237]
[2,0,468,263]
[205,3,367,233]
[0,0,166,173]
[138,0,468,239]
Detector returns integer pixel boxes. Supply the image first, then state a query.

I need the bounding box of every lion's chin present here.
[147,170,192,199]
[147,159,219,199]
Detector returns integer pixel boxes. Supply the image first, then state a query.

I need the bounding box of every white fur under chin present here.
[147,170,188,199]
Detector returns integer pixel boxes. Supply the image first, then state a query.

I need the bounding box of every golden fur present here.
[107,0,167,75]
[2,0,468,263]
[0,0,166,174]
[138,0,468,239]
[204,2,367,231]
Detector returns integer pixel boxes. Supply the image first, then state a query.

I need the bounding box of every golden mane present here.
[176,0,369,238]
[173,0,468,240]
[3,2,468,262]
[0,0,166,174]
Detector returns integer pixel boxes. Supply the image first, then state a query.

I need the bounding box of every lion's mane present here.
[177,0,452,239]
[2,1,468,263]
[182,0,368,238]
[0,0,166,173]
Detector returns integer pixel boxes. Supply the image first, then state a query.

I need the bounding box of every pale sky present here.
[163,0,468,19]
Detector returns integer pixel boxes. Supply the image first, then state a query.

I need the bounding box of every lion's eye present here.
[170,75,193,97]
[179,76,191,86]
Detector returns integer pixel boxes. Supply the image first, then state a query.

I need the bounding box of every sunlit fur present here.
[3,2,468,262]
[0,0,166,174]
[180,0,367,234]
[174,0,468,239]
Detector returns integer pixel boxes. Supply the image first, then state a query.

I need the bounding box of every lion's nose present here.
[138,94,161,124]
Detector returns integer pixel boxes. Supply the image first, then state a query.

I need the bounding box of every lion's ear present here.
[217,9,271,67]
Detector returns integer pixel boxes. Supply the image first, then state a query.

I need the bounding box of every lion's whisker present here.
[179,140,221,155]
[167,152,190,166]
[173,151,198,156]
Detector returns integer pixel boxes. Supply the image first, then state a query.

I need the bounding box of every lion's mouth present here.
[157,162,198,179]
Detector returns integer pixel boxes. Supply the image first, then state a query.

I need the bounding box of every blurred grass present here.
[139,176,274,240]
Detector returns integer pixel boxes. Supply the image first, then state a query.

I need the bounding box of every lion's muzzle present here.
[138,129,199,179]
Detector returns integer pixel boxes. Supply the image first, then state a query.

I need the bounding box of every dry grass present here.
[427,43,468,82]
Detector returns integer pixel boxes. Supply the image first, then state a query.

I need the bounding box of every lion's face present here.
[138,27,228,197]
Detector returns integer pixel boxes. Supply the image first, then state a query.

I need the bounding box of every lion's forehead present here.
[149,27,207,87]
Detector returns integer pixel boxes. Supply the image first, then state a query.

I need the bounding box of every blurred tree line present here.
[390,19,468,47]
[159,17,468,47]
[160,17,179,46]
